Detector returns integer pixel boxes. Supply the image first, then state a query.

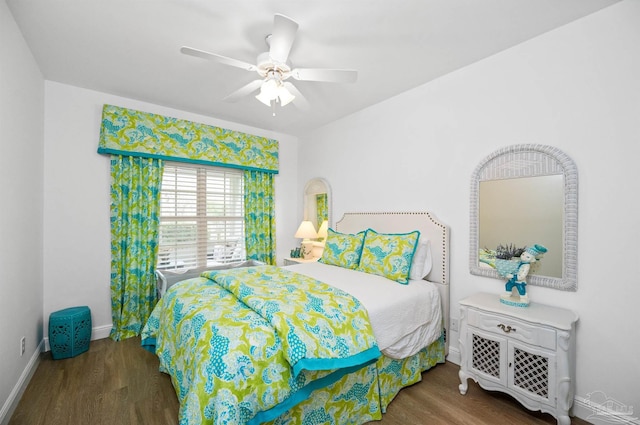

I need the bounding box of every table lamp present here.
[317,220,328,241]
[312,220,329,258]
[295,221,318,259]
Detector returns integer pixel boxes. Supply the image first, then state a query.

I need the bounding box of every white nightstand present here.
[458,292,579,425]
[283,257,319,266]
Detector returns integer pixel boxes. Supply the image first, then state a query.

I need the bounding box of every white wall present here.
[0,1,44,423]
[42,81,300,341]
[299,1,639,423]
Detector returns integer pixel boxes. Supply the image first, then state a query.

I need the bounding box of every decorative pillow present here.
[319,228,366,270]
[357,229,420,284]
[409,239,433,281]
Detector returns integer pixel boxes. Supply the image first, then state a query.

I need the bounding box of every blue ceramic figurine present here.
[500,244,547,307]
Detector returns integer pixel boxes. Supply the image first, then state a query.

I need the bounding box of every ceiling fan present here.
[180,13,357,114]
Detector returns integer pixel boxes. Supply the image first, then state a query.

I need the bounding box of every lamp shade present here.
[255,78,278,106]
[255,90,273,106]
[317,220,328,240]
[278,85,296,106]
[295,221,318,240]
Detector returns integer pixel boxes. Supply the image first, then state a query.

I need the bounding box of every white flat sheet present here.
[285,262,442,359]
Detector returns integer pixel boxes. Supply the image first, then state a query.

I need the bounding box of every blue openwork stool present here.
[48,306,92,360]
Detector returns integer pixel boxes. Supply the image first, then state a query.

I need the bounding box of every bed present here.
[141,211,450,425]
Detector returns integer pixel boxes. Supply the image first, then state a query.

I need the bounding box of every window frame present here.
[156,162,246,271]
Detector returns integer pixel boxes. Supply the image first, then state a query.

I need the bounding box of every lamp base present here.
[301,240,314,260]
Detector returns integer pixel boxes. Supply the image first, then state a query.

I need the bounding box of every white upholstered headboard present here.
[336,211,451,353]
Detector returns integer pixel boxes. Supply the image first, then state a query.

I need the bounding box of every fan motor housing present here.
[256,52,291,80]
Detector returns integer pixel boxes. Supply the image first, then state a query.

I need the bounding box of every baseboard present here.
[2,324,112,424]
[573,395,639,425]
[43,324,112,352]
[446,345,461,366]
[92,324,113,340]
[0,339,44,425]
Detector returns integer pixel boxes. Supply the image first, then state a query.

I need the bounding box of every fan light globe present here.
[256,78,295,107]
[256,78,278,106]
[261,78,279,98]
[278,86,295,106]
[255,91,273,106]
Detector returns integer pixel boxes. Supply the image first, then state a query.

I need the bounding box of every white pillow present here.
[409,239,432,281]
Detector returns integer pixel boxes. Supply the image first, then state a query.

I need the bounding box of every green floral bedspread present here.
[141,265,381,425]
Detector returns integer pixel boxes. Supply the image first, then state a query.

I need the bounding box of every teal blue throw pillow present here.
[319,228,366,270]
[357,229,420,284]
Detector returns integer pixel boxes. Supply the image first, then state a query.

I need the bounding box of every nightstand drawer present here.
[468,308,556,350]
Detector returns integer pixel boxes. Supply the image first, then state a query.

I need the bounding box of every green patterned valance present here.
[98,104,279,173]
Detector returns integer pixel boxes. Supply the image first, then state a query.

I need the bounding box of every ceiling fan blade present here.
[291,68,357,83]
[223,79,264,102]
[269,14,299,63]
[180,46,257,71]
[283,82,310,110]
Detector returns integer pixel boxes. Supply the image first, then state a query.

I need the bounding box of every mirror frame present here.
[469,144,578,291]
[303,177,332,228]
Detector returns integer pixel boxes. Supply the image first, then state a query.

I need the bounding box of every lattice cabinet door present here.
[466,328,508,387]
[508,340,556,406]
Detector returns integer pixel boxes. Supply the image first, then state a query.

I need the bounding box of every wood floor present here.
[8,337,590,425]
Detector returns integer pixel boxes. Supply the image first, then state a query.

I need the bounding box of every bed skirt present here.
[265,333,446,424]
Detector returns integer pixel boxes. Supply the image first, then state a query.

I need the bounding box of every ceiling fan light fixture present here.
[261,77,279,98]
[255,71,295,108]
[255,90,273,106]
[278,85,295,106]
[255,76,278,106]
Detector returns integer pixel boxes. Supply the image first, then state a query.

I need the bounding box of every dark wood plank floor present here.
[8,337,590,425]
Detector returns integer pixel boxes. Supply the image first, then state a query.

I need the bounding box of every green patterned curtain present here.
[244,170,276,265]
[109,155,164,341]
[316,193,328,227]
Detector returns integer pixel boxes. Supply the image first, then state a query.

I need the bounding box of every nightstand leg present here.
[458,369,469,395]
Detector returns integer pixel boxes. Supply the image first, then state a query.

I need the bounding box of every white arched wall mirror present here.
[469,144,578,291]
[303,178,332,231]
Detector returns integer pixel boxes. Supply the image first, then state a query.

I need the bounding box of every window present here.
[157,162,245,271]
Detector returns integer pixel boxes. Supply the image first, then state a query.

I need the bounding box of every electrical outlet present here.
[450,318,459,332]
[20,337,26,356]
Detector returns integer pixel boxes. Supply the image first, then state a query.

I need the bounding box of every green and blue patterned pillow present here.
[357,229,420,284]
[319,228,366,270]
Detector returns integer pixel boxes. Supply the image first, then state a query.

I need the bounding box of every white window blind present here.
[157,162,245,271]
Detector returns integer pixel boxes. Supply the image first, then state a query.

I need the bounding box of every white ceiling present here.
[7,0,618,136]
